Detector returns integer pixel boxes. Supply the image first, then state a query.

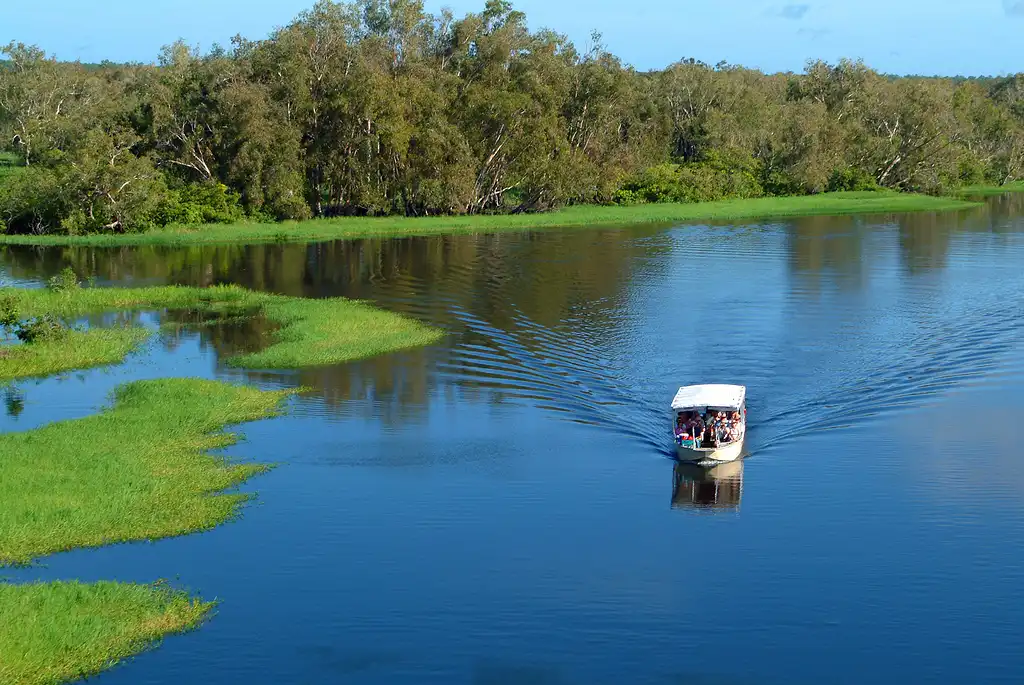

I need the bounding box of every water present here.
[3,193,1024,684]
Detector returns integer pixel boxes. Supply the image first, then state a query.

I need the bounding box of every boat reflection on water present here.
[671,460,744,511]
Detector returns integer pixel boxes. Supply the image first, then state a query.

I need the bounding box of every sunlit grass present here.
[0,581,212,685]
[0,327,151,382]
[0,377,293,566]
[0,191,980,247]
[1,285,443,378]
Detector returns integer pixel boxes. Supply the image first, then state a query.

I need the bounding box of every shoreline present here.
[0,192,981,248]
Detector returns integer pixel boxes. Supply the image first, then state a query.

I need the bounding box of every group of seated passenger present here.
[674,409,743,447]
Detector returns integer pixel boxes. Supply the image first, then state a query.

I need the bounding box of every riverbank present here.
[0,285,444,381]
[0,581,212,685]
[0,191,980,247]
[958,181,1024,197]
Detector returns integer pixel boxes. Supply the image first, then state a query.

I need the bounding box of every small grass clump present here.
[0,284,442,380]
[0,377,292,565]
[0,580,212,685]
[0,191,980,247]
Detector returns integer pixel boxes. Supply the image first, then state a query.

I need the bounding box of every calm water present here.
[3,194,1024,684]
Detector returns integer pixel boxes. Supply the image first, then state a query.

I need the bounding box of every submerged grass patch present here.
[0,192,980,247]
[0,377,291,565]
[0,581,211,685]
[0,326,151,382]
[0,285,442,378]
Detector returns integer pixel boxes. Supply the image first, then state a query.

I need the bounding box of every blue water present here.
[3,194,1024,684]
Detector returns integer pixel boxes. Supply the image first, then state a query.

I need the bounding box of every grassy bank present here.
[958,181,1024,197]
[0,285,443,380]
[0,191,980,247]
[0,378,292,565]
[0,326,151,382]
[0,581,211,685]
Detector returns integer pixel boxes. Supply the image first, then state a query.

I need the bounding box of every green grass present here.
[0,327,152,382]
[0,285,443,380]
[0,377,292,566]
[0,191,980,247]
[0,581,212,685]
[957,181,1024,197]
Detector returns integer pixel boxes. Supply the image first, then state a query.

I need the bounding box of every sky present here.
[2,0,1023,76]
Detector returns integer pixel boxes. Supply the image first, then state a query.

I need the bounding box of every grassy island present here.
[0,378,286,682]
[0,378,292,565]
[0,284,443,381]
[0,581,212,685]
[0,285,442,682]
[0,192,981,248]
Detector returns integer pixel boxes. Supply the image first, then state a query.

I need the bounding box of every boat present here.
[671,384,746,463]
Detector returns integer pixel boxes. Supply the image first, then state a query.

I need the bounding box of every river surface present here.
[2,194,1024,684]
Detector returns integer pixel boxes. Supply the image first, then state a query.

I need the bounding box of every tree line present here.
[1,0,1022,235]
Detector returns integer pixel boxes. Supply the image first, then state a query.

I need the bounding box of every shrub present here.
[827,167,880,192]
[0,295,20,329]
[614,159,764,205]
[15,314,68,343]
[0,295,67,343]
[47,267,81,293]
[154,183,246,226]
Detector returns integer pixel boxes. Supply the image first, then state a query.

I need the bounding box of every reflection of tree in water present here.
[671,460,744,511]
[896,211,957,274]
[785,213,867,294]
[783,195,1024,288]
[4,384,25,419]
[0,229,669,426]
[160,308,279,360]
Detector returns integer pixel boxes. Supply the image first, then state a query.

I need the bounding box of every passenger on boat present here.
[703,410,719,446]
[689,412,705,440]
[676,411,704,445]
[675,413,689,439]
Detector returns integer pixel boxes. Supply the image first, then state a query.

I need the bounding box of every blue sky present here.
[3,0,1023,75]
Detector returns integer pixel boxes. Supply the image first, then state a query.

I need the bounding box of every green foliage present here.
[827,167,881,192]
[154,183,246,226]
[614,158,764,205]
[11,315,66,344]
[46,266,79,292]
[0,6,1021,235]
[0,294,19,329]
[0,293,68,345]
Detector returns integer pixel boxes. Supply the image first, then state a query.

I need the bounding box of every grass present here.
[957,181,1024,197]
[0,284,443,380]
[0,377,293,566]
[0,191,980,247]
[0,327,151,382]
[0,581,212,685]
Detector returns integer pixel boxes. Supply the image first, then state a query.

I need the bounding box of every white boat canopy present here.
[671,384,746,412]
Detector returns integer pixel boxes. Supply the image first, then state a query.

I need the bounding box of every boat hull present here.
[676,439,743,463]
